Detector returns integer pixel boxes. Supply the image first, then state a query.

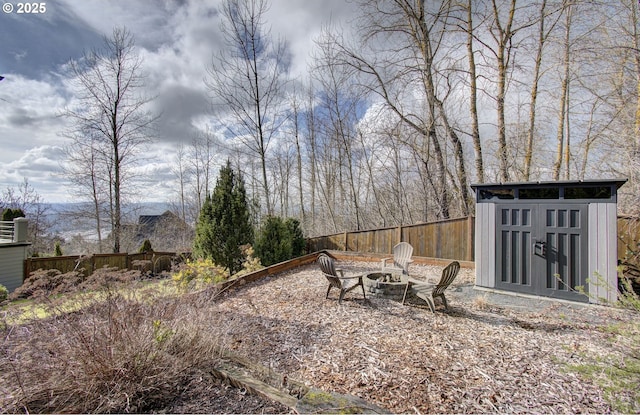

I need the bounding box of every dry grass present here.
[0,280,240,413]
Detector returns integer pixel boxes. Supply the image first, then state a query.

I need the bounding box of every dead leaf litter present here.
[206,261,630,413]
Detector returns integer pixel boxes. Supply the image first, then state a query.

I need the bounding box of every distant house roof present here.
[136,210,191,240]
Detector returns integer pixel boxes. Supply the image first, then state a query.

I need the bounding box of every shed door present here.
[496,204,588,302]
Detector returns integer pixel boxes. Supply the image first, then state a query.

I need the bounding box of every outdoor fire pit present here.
[364,272,408,300]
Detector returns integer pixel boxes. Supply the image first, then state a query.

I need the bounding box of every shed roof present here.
[470,178,627,190]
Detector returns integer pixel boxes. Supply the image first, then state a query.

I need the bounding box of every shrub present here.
[10,269,84,300]
[286,218,306,257]
[2,208,25,221]
[0,289,222,413]
[254,216,290,266]
[0,284,8,302]
[54,241,63,256]
[172,258,227,291]
[138,239,153,253]
[80,267,142,291]
[235,245,263,277]
[8,267,146,301]
[254,216,305,266]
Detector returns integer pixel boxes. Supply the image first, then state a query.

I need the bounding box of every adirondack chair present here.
[402,261,460,312]
[317,253,366,304]
[381,242,414,275]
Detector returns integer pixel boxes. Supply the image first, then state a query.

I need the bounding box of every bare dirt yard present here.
[207,261,635,413]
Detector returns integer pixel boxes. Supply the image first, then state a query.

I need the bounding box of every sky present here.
[0,0,360,203]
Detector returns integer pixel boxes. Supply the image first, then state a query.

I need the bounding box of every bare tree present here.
[595,0,640,211]
[304,83,319,233]
[319,0,474,218]
[461,0,485,182]
[288,87,306,227]
[62,27,156,253]
[188,129,217,218]
[205,0,289,216]
[61,133,109,253]
[1,179,52,255]
[523,0,563,180]
[172,143,190,223]
[551,3,573,180]
[313,38,367,230]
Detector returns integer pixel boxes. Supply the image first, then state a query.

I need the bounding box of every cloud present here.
[0,0,360,203]
[152,84,211,143]
[267,0,360,78]
[7,146,65,173]
[0,75,67,145]
[1,146,67,202]
[0,2,104,79]
[57,0,181,50]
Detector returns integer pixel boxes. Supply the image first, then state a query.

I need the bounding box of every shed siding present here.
[0,244,28,293]
[588,203,618,304]
[475,203,495,288]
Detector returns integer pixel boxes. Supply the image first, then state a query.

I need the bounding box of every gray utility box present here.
[471,179,626,303]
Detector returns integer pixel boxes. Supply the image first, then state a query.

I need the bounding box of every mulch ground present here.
[197,260,633,414]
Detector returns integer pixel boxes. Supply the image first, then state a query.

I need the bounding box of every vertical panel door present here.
[495,204,589,302]
[536,204,588,302]
[495,205,535,294]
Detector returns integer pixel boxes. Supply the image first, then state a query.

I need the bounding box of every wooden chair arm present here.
[339,275,363,280]
[407,277,434,286]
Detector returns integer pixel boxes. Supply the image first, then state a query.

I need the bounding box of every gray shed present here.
[471,179,626,304]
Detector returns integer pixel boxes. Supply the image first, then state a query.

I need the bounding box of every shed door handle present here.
[534,241,546,258]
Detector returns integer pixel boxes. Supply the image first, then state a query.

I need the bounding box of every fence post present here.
[24,257,31,281]
[343,232,348,251]
[13,217,28,243]
[397,226,402,244]
[467,216,475,262]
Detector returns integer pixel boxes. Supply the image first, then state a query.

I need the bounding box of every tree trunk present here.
[493,0,517,183]
[552,5,572,181]
[524,0,548,181]
[466,0,484,183]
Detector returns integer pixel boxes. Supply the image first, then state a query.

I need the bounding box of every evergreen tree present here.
[138,239,153,253]
[54,241,63,257]
[193,161,253,276]
[2,208,25,221]
[254,216,290,266]
[254,216,306,266]
[285,218,306,257]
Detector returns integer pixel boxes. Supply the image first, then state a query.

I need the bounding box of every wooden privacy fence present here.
[22,216,640,277]
[24,251,186,278]
[618,216,640,260]
[307,216,475,261]
[308,215,640,263]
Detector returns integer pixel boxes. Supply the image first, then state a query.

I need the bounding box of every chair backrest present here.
[432,261,460,297]
[393,242,413,268]
[318,253,337,276]
[318,253,343,290]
